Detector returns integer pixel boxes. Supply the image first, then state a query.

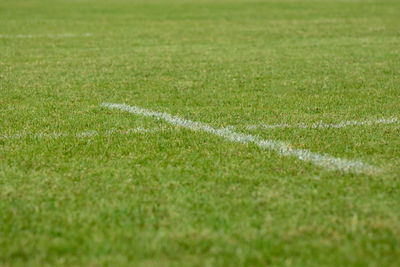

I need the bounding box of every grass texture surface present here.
[1,0,400,266]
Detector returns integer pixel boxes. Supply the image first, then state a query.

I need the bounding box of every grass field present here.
[1,0,400,265]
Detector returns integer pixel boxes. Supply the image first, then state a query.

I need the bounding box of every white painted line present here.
[76,130,98,138]
[0,33,93,39]
[246,117,399,130]
[0,127,161,140]
[104,127,158,136]
[101,103,377,174]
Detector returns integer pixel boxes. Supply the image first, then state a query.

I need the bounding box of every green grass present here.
[1,0,400,265]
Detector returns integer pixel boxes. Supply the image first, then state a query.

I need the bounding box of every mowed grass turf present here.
[1,0,400,265]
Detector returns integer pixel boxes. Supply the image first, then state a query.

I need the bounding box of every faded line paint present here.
[102,103,377,174]
[246,117,399,130]
[0,127,161,140]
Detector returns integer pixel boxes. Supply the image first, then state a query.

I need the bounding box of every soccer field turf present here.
[1,0,399,265]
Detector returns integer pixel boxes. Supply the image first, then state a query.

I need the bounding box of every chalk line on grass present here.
[0,33,93,39]
[0,127,161,140]
[246,117,399,130]
[101,103,377,174]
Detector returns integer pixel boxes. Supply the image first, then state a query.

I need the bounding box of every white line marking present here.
[101,103,377,174]
[0,33,93,39]
[0,127,161,140]
[246,117,399,130]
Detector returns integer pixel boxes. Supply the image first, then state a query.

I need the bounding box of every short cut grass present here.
[1,0,400,266]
